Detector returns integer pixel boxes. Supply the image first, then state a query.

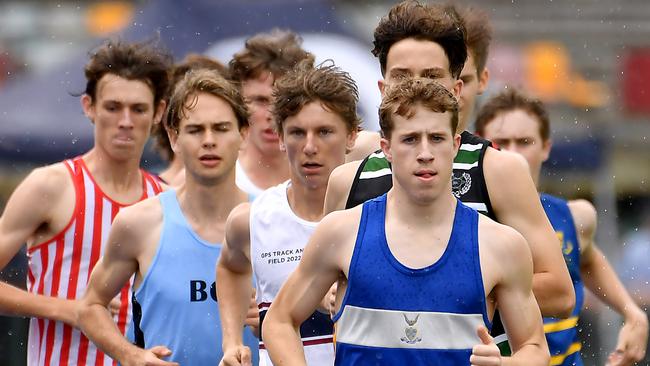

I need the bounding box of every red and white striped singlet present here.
[26,157,162,366]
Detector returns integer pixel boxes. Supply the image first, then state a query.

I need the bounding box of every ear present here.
[153,100,167,126]
[345,129,359,154]
[452,79,463,99]
[378,79,386,97]
[167,127,179,154]
[453,133,462,155]
[238,125,249,152]
[541,138,552,163]
[81,94,95,123]
[380,136,392,164]
[477,68,490,95]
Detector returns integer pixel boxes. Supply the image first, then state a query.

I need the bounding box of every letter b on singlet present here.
[190,280,217,302]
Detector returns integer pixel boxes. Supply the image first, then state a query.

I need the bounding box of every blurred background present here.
[1,0,649,365]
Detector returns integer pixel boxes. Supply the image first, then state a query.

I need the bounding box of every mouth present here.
[113,135,134,145]
[414,169,437,180]
[262,128,279,140]
[302,162,323,173]
[199,154,222,166]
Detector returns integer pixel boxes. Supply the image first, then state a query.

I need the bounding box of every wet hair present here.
[165,69,249,135]
[475,88,550,141]
[372,0,467,78]
[272,60,361,135]
[379,77,459,138]
[450,3,492,75]
[153,54,228,161]
[229,29,315,82]
[83,39,172,106]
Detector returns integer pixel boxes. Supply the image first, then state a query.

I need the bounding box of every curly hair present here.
[372,1,467,78]
[272,60,360,135]
[379,77,459,138]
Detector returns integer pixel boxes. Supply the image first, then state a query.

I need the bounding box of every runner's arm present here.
[78,207,177,366]
[217,203,255,365]
[484,148,574,317]
[570,200,648,365]
[0,166,77,325]
[323,160,362,214]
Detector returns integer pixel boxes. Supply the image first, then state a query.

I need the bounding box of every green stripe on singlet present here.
[454,149,481,165]
[363,152,390,172]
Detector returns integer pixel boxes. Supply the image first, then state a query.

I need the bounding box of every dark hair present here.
[165,69,249,135]
[154,54,228,161]
[84,39,172,106]
[451,4,492,75]
[475,88,550,141]
[372,0,467,78]
[272,60,361,135]
[379,77,459,138]
[229,29,315,82]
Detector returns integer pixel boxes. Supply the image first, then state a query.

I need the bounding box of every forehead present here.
[392,105,453,133]
[242,72,274,96]
[181,92,237,125]
[483,109,542,138]
[283,101,347,129]
[95,74,154,104]
[386,38,450,75]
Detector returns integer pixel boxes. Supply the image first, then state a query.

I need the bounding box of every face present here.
[381,105,460,204]
[241,72,280,156]
[82,74,164,162]
[458,52,489,132]
[280,101,357,190]
[379,38,462,98]
[481,109,551,185]
[169,92,244,184]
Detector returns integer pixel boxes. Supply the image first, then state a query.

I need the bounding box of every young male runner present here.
[264,77,549,366]
[217,61,359,366]
[0,40,169,365]
[323,2,575,338]
[78,70,259,365]
[476,88,649,366]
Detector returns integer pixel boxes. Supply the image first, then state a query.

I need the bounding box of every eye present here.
[290,129,305,137]
[319,128,333,136]
[402,136,416,144]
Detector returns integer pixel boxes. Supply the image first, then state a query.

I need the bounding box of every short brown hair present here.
[379,77,459,138]
[475,88,550,141]
[451,4,492,75]
[229,29,315,82]
[165,69,249,134]
[84,39,172,106]
[272,60,361,135]
[154,54,228,161]
[372,1,467,78]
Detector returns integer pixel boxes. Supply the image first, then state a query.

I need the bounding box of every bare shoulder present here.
[478,214,531,263]
[111,196,163,242]
[320,205,363,237]
[20,162,74,199]
[346,130,381,162]
[483,147,530,177]
[224,202,251,245]
[567,199,597,231]
[325,160,363,213]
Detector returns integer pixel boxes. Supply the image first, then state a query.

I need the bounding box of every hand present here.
[219,346,252,366]
[245,288,260,338]
[470,326,501,366]
[606,308,649,366]
[125,346,179,366]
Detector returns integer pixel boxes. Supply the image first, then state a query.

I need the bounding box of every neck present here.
[286,180,326,222]
[387,182,457,228]
[83,148,142,190]
[239,145,289,188]
[178,174,247,224]
[159,157,184,184]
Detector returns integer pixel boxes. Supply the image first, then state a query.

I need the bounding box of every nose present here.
[118,110,134,129]
[416,139,434,163]
[202,130,216,148]
[303,132,318,156]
